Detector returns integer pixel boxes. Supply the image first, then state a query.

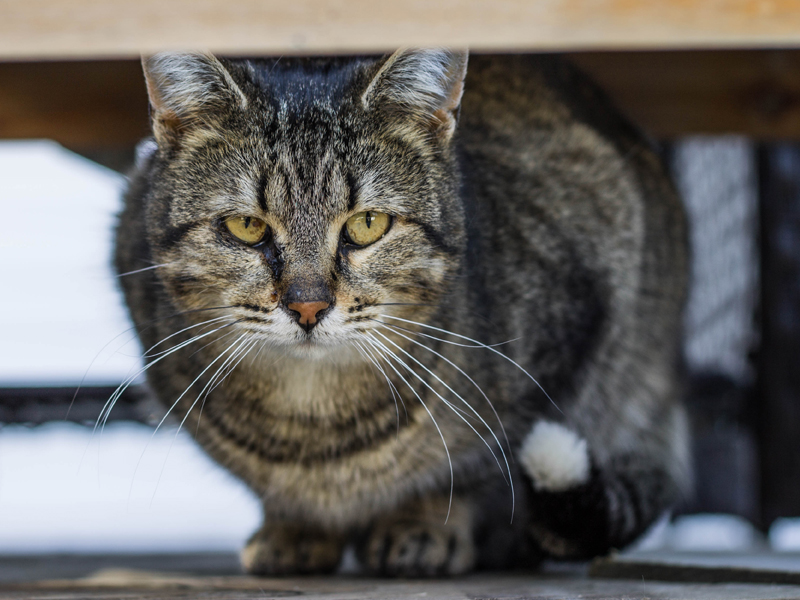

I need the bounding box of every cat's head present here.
[140,50,468,358]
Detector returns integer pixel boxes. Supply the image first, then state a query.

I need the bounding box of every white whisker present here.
[370,330,512,501]
[128,334,247,508]
[193,337,259,435]
[116,262,175,277]
[93,320,240,437]
[361,334,454,523]
[378,322,511,452]
[377,323,515,494]
[380,314,560,413]
[152,337,258,504]
[353,339,403,434]
[369,317,518,348]
[145,315,232,357]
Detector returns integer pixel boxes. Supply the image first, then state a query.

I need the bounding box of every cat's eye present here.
[224,216,269,245]
[344,211,391,247]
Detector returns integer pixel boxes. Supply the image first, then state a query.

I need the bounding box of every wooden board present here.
[0,60,150,149]
[572,50,800,140]
[3,560,800,600]
[591,551,800,585]
[4,50,800,153]
[3,0,800,59]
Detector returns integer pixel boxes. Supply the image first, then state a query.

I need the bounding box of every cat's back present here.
[458,53,685,310]
[457,55,687,434]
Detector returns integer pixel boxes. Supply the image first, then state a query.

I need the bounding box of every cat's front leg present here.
[241,521,345,575]
[358,495,477,576]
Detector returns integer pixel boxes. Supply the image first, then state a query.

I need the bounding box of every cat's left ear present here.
[362,49,468,142]
[142,52,248,149]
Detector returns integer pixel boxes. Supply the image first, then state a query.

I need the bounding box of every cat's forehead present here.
[265,147,349,220]
[243,56,374,111]
[206,56,420,220]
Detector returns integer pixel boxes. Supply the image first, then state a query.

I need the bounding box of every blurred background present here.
[1,50,800,557]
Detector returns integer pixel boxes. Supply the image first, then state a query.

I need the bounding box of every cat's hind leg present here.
[519,418,686,558]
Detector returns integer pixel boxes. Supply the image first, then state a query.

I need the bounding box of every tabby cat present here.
[115,49,690,576]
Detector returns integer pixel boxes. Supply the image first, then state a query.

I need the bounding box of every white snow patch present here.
[770,518,800,551]
[0,422,261,553]
[667,513,762,551]
[0,140,141,386]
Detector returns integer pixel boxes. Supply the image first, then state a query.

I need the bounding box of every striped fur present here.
[115,50,690,575]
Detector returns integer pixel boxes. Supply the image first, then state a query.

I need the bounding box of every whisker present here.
[377,322,512,458]
[193,337,259,435]
[129,334,248,508]
[72,306,240,420]
[151,333,248,438]
[94,320,244,436]
[370,330,512,498]
[372,303,501,328]
[248,338,270,365]
[145,315,233,358]
[369,318,517,349]
[116,262,175,277]
[353,339,403,434]
[358,338,408,422]
[189,328,240,359]
[163,337,259,501]
[371,302,437,308]
[361,334,454,523]
[69,325,146,421]
[379,314,560,413]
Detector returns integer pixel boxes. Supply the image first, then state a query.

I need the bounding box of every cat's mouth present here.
[233,304,357,352]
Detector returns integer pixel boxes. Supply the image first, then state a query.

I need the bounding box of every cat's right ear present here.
[142,53,248,149]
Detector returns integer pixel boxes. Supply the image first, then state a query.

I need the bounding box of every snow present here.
[0,422,261,553]
[770,518,800,552]
[0,140,141,387]
[0,142,260,552]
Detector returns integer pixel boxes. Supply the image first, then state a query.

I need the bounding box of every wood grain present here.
[3,559,800,600]
[2,0,800,60]
[572,50,800,139]
[4,50,800,151]
[0,60,149,149]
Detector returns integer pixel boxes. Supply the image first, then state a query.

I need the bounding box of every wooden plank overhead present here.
[1,0,800,60]
[0,60,149,148]
[572,50,800,139]
[4,50,800,148]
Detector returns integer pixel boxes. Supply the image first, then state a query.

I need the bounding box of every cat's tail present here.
[518,418,688,558]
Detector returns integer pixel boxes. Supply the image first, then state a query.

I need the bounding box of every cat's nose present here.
[281,279,334,332]
[286,301,330,331]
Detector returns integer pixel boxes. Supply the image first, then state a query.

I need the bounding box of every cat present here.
[115,49,690,576]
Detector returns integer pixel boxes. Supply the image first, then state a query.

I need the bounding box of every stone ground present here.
[2,552,800,600]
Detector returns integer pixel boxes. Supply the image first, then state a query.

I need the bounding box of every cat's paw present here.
[361,516,476,577]
[520,421,590,492]
[241,524,343,575]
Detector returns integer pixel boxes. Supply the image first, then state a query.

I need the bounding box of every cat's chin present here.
[256,336,366,364]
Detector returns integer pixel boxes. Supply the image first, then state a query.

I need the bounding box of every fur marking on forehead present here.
[269,149,346,221]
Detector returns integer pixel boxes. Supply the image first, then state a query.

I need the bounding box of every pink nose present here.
[287,301,330,327]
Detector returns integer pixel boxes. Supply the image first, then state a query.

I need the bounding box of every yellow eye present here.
[344,211,391,246]
[224,216,269,245]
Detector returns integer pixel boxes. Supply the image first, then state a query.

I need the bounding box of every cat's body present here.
[116,51,689,575]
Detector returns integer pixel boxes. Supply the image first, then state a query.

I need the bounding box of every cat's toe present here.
[362,521,475,577]
[241,524,343,575]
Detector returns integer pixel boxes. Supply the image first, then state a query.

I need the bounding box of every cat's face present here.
[141,51,468,358]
